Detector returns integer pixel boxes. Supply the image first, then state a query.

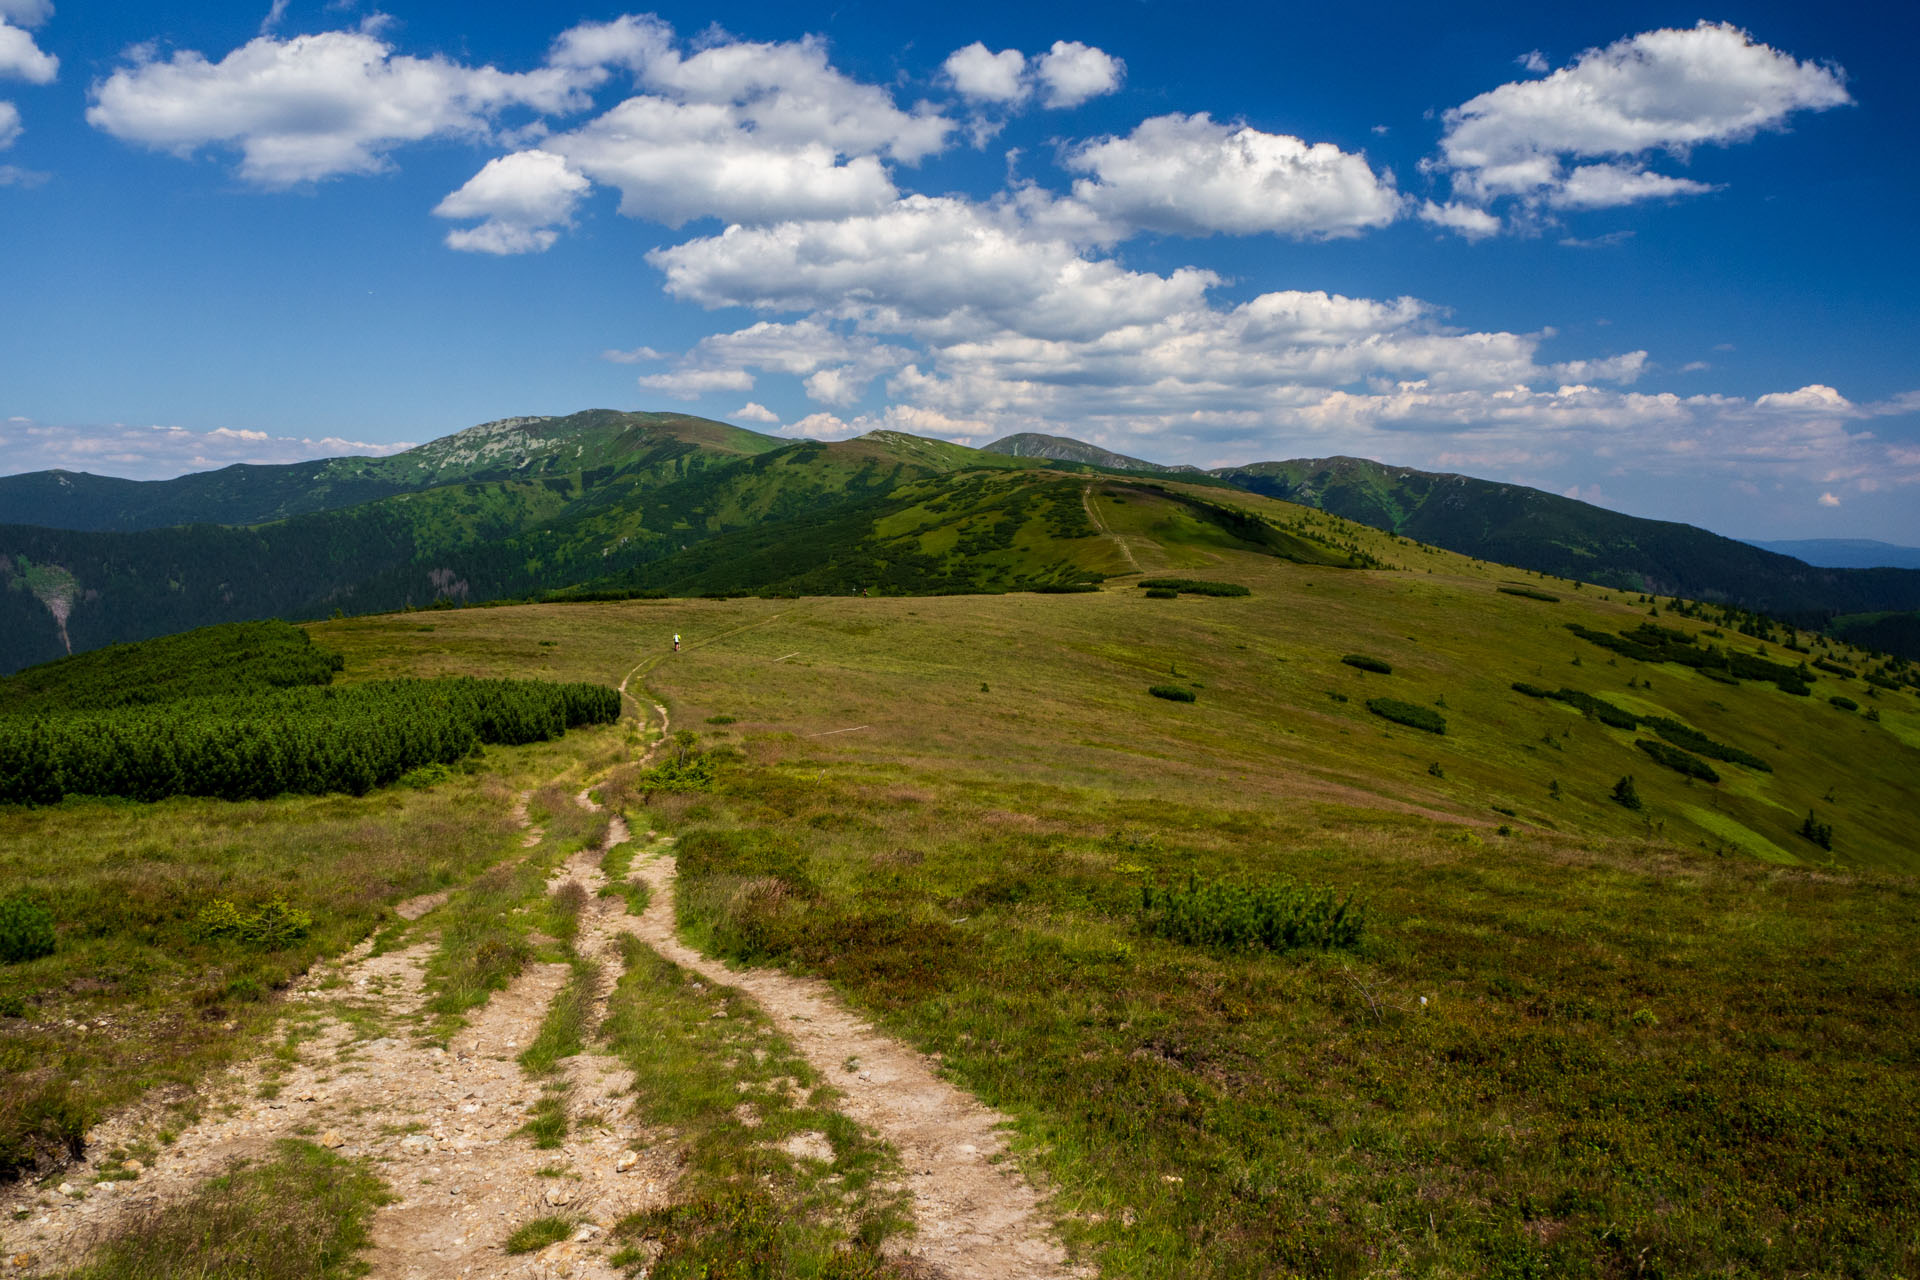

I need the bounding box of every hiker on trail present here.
[673,633,681,652]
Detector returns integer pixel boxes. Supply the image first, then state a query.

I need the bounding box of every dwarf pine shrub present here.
[1366,697,1445,734]
[1149,685,1197,703]
[1498,586,1561,602]
[1635,739,1721,783]
[1139,874,1363,954]
[1612,775,1643,810]
[1829,695,1859,712]
[1342,654,1393,674]
[196,896,313,948]
[1640,717,1769,772]
[1136,578,1251,597]
[0,893,55,964]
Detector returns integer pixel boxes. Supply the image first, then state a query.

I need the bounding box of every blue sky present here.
[2,0,1917,541]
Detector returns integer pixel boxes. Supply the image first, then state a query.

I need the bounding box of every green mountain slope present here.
[0,429,1116,671]
[0,410,778,532]
[1215,456,1920,625]
[976,437,1920,649]
[12,413,1920,674]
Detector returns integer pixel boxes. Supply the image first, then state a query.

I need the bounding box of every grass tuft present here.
[63,1139,387,1280]
[504,1215,575,1255]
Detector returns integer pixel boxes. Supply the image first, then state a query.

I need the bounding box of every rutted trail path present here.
[592,693,1083,1280]
[1083,482,1144,576]
[5,674,1082,1279]
[2,796,671,1280]
[610,838,1080,1279]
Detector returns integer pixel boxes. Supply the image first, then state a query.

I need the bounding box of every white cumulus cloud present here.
[1035,40,1123,108]
[732,401,780,424]
[1431,21,1849,225]
[0,19,57,83]
[87,30,596,186]
[0,99,18,148]
[0,1,52,26]
[551,96,898,227]
[1418,199,1502,239]
[547,14,671,73]
[635,319,912,405]
[435,148,591,254]
[1066,113,1402,239]
[501,21,953,232]
[943,42,1027,104]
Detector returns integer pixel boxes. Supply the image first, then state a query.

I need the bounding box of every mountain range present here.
[5,410,1919,672]
[1741,538,1920,570]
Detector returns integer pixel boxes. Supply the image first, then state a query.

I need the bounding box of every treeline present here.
[0,678,619,804]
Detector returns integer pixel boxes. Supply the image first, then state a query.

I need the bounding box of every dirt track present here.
[2,692,1081,1278]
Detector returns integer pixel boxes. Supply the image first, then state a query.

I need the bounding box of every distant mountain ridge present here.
[0,410,779,532]
[6,412,1920,671]
[5,412,1324,672]
[976,439,1920,642]
[983,432,1203,475]
[1742,538,1920,570]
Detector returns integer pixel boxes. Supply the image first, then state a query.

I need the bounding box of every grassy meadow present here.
[4,485,1917,1276]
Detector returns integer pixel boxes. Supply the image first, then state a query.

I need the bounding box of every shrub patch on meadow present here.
[0,891,55,963]
[1140,874,1364,954]
[1566,622,1815,695]
[1341,654,1393,674]
[1635,739,1721,783]
[1511,682,1639,730]
[0,677,619,805]
[1136,578,1252,597]
[1366,698,1445,734]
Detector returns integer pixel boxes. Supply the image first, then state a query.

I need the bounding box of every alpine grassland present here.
[4,480,1917,1277]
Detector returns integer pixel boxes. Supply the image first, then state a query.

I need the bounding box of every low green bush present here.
[1341,654,1393,674]
[196,896,314,949]
[1514,684,1638,729]
[1635,739,1720,783]
[1143,588,1178,599]
[1498,586,1561,602]
[1136,578,1251,597]
[1366,698,1445,734]
[1612,775,1643,810]
[1829,695,1859,712]
[1149,685,1197,703]
[1639,716,1770,772]
[1140,874,1363,954]
[0,892,55,963]
[639,732,716,791]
